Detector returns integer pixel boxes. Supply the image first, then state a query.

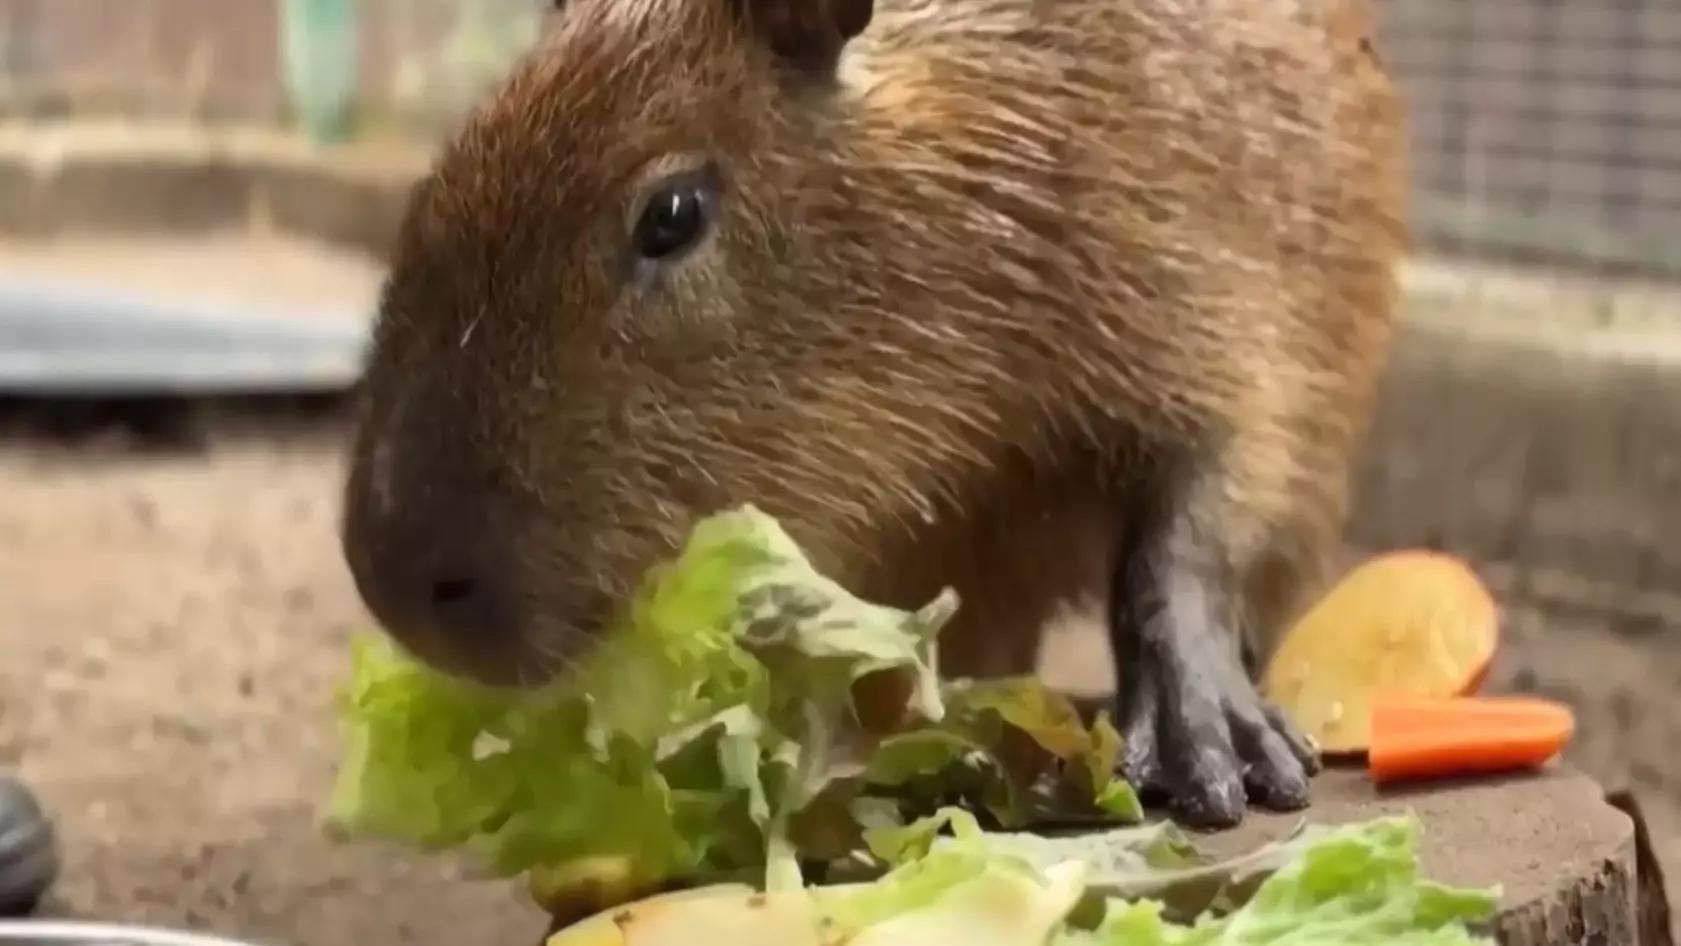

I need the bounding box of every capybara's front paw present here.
[1115,619,1320,828]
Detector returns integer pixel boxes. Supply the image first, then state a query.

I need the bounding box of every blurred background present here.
[0,0,1676,943]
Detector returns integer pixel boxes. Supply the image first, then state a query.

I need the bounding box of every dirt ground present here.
[0,237,1678,946]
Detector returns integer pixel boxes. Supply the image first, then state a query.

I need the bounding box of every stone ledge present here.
[0,121,427,263]
[1356,310,1681,601]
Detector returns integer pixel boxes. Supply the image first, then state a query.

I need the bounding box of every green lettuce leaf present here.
[1077,816,1499,945]
[809,813,1496,946]
[866,678,1142,827]
[327,504,1136,914]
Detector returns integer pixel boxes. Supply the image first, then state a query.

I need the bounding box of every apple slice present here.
[1262,550,1499,756]
[544,884,770,946]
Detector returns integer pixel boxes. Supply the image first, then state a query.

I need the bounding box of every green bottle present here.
[279,0,359,143]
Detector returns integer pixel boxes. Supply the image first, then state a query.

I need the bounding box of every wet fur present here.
[347,0,1407,684]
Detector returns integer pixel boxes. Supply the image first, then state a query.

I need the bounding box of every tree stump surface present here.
[1606,788,1673,946]
[1196,764,1636,945]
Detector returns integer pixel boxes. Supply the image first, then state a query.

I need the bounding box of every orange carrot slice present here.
[1367,695,1575,784]
[1262,550,1499,756]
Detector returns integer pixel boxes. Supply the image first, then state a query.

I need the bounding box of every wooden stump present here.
[1196,765,1637,945]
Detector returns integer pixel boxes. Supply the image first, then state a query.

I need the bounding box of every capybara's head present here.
[342,0,996,684]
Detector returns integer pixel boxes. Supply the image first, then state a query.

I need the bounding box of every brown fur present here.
[342,0,1408,688]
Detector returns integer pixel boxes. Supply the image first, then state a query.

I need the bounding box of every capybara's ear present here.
[731,0,873,74]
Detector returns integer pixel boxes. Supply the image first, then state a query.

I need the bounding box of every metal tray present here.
[0,274,369,396]
[0,921,276,946]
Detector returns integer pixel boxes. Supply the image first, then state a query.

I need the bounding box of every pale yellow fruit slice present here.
[544,859,1090,946]
[1262,550,1499,755]
[847,861,1089,946]
[545,884,762,946]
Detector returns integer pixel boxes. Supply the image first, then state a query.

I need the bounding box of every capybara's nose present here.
[340,432,531,685]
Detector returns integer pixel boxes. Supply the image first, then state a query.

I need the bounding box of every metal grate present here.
[1381,0,1681,279]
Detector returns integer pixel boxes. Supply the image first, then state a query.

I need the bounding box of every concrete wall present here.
[1,0,1679,275]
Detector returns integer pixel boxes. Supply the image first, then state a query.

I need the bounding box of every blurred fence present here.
[1384,0,1681,281]
[0,0,543,134]
[0,0,1678,283]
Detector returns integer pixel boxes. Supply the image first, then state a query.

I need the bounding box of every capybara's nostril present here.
[419,568,511,652]
[342,446,534,683]
[430,577,478,607]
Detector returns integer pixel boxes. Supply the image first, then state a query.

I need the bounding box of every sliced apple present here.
[545,884,761,946]
[1262,550,1499,756]
[847,861,1090,946]
[613,888,821,946]
[542,861,1092,946]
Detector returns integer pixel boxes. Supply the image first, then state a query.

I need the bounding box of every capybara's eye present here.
[632,170,718,262]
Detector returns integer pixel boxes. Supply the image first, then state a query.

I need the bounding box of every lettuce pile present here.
[552,812,1498,946]
[328,505,1137,909]
[327,504,1500,944]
